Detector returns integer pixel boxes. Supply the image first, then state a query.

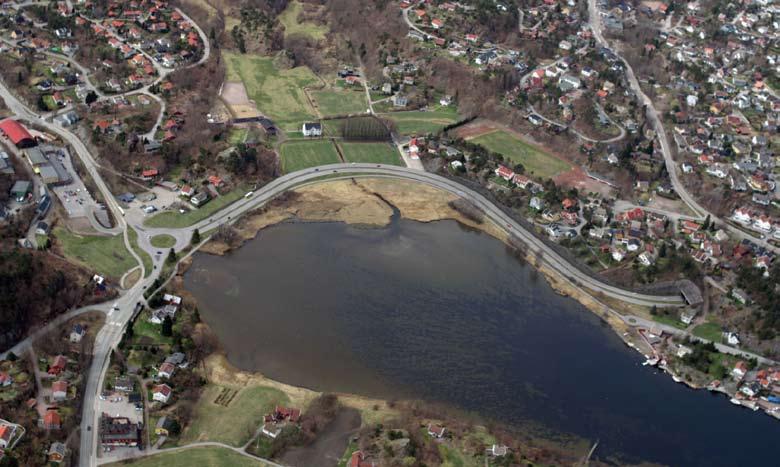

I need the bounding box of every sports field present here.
[469,130,571,179]
[224,52,318,130]
[278,1,328,39]
[338,142,402,165]
[280,140,342,173]
[312,89,368,117]
[379,105,459,135]
[180,384,289,447]
[105,446,267,467]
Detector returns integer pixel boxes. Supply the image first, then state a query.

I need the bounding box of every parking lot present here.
[49,148,98,218]
[95,390,145,462]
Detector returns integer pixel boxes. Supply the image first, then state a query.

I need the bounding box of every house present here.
[52,380,68,401]
[392,94,408,107]
[100,414,139,446]
[191,191,210,207]
[43,409,61,430]
[731,288,749,304]
[733,361,748,380]
[0,424,15,448]
[114,376,133,393]
[558,74,581,91]
[724,332,741,346]
[152,384,172,403]
[180,185,195,197]
[0,373,13,387]
[301,122,322,137]
[495,165,514,181]
[680,309,698,325]
[262,422,281,438]
[348,450,376,467]
[48,442,66,463]
[48,355,67,376]
[155,416,175,436]
[530,197,545,211]
[427,424,446,438]
[611,247,626,262]
[157,362,175,379]
[488,444,509,457]
[36,221,50,235]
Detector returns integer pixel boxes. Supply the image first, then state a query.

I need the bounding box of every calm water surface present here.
[185,219,780,466]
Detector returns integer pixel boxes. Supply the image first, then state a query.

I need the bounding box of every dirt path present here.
[279,408,361,466]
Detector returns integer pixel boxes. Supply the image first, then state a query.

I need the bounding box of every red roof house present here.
[0,119,35,147]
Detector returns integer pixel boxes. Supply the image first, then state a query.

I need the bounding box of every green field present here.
[280,140,341,173]
[54,227,136,279]
[150,234,177,248]
[227,127,248,145]
[105,446,267,467]
[128,227,153,278]
[469,130,571,179]
[144,185,248,229]
[224,52,318,130]
[312,89,368,117]
[652,314,687,330]
[338,142,402,165]
[278,0,328,40]
[379,106,459,135]
[180,384,289,447]
[692,322,723,342]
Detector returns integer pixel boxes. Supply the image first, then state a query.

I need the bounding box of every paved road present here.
[586,0,777,254]
[97,441,284,467]
[141,163,685,307]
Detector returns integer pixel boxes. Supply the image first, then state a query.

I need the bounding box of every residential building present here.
[152,384,172,403]
[301,122,322,137]
[100,414,139,446]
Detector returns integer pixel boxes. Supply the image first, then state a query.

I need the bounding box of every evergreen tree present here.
[161,316,173,337]
[191,229,201,245]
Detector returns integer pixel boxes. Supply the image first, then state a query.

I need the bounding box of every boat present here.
[642,357,659,366]
[730,398,742,405]
[672,375,682,383]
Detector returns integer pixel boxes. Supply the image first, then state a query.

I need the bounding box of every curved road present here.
[143,163,685,307]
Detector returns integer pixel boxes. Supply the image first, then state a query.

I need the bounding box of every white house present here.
[301,122,322,137]
[686,94,698,107]
[529,197,544,211]
[52,380,68,401]
[611,248,626,262]
[753,215,772,232]
[733,207,753,224]
[638,251,656,266]
[157,362,176,379]
[427,424,446,438]
[152,384,172,403]
[724,332,741,346]
[69,324,86,343]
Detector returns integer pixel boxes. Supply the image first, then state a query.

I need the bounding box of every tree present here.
[191,229,201,245]
[161,316,173,337]
[166,248,177,264]
[85,91,98,105]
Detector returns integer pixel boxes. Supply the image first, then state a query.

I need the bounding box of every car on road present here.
[112,303,119,311]
[244,191,254,198]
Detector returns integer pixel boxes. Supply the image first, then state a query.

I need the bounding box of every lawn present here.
[128,228,153,278]
[379,105,459,135]
[224,52,318,130]
[338,141,402,165]
[144,185,249,229]
[692,322,723,342]
[469,130,572,179]
[227,127,248,145]
[150,234,177,248]
[53,227,136,279]
[280,139,341,173]
[652,314,687,330]
[278,0,328,40]
[180,384,289,447]
[105,446,267,467]
[312,89,368,117]
[131,318,173,346]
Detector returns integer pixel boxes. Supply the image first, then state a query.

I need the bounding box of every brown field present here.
[220,81,260,120]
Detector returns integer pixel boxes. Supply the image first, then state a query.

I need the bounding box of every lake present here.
[185,218,780,466]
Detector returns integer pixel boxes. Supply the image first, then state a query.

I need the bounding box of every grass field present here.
[278,0,328,40]
[180,384,289,447]
[150,234,177,248]
[224,52,318,130]
[469,130,571,179]
[127,228,153,278]
[652,314,687,330]
[312,89,368,117]
[54,227,136,279]
[227,127,248,145]
[379,106,459,135]
[105,446,267,467]
[144,185,248,229]
[692,322,723,342]
[280,140,341,173]
[338,142,402,165]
